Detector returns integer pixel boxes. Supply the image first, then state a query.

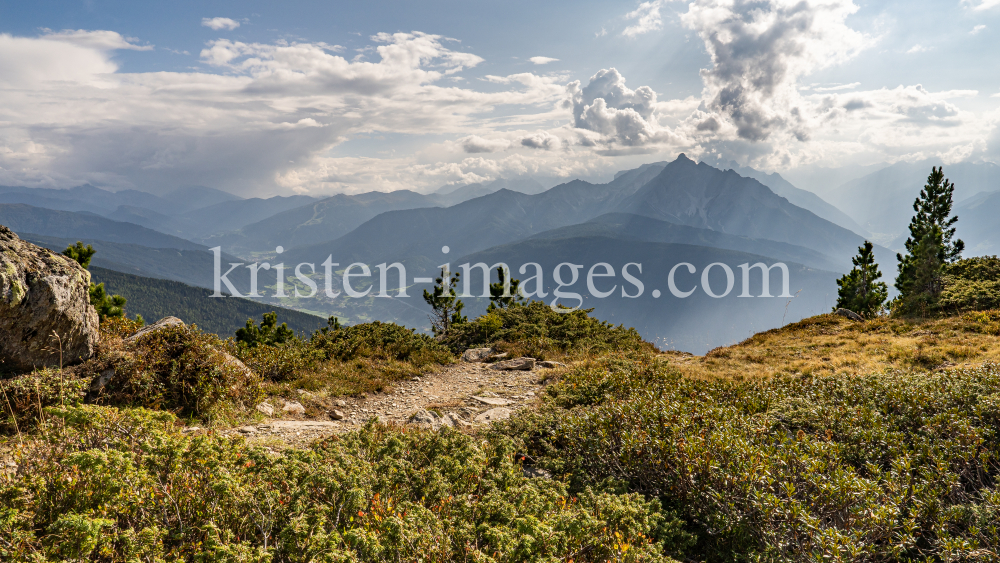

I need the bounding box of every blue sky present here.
[0,0,998,196]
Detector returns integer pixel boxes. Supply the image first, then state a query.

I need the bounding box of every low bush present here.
[84,320,263,422]
[311,320,452,366]
[442,301,655,360]
[0,368,88,433]
[498,355,1000,561]
[938,256,1000,314]
[1,405,687,562]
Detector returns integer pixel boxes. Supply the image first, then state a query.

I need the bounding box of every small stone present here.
[522,467,551,479]
[238,426,258,434]
[256,402,275,416]
[443,413,473,429]
[181,426,201,433]
[282,401,306,415]
[330,409,345,420]
[409,408,440,430]
[538,361,566,369]
[490,357,535,371]
[472,396,512,406]
[334,400,347,407]
[474,407,512,424]
[526,391,535,397]
[412,376,421,381]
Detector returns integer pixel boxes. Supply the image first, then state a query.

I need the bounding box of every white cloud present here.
[907,44,929,54]
[529,56,559,65]
[0,30,568,195]
[623,1,667,37]
[812,82,861,92]
[966,0,1000,10]
[520,131,560,150]
[679,0,872,142]
[201,17,240,31]
[39,28,153,51]
[568,68,676,146]
[971,25,987,34]
[458,135,512,153]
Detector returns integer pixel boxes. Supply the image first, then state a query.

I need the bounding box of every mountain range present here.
[3,153,994,353]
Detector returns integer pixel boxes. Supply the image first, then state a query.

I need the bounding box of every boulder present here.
[490,357,536,371]
[256,402,275,417]
[474,407,512,424]
[282,401,306,415]
[834,308,864,321]
[329,409,345,420]
[538,361,566,369]
[0,226,99,371]
[126,316,185,342]
[461,347,494,362]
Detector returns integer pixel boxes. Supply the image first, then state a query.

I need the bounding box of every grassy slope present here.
[664,310,1000,380]
[90,266,326,337]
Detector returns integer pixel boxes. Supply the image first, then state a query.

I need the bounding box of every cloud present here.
[811,82,861,92]
[0,30,568,195]
[679,0,871,142]
[459,135,511,153]
[907,44,929,54]
[529,56,559,65]
[971,25,987,34]
[623,1,667,37]
[966,0,1000,10]
[39,28,153,51]
[520,131,560,150]
[202,17,240,31]
[569,68,669,146]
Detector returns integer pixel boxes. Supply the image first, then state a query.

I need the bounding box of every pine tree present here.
[235,311,295,347]
[487,266,525,311]
[422,268,466,335]
[834,240,888,317]
[63,241,127,321]
[895,166,964,314]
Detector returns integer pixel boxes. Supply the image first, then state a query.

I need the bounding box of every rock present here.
[237,426,258,434]
[526,391,535,397]
[330,409,345,420]
[334,400,347,407]
[409,408,440,430]
[443,412,472,429]
[181,426,201,433]
[0,226,99,371]
[538,361,566,369]
[834,308,864,321]
[489,352,509,360]
[256,402,274,416]
[490,357,536,371]
[126,316,185,342]
[282,401,306,415]
[462,347,494,362]
[474,407,512,424]
[522,466,551,479]
[267,420,338,431]
[472,396,512,406]
[87,368,116,398]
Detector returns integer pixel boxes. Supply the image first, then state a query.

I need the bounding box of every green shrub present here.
[498,356,1000,561]
[88,324,263,420]
[0,368,89,433]
[1,405,685,562]
[310,320,452,366]
[937,256,1000,313]
[442,301,655,359]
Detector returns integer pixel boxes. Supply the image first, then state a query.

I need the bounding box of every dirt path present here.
[213,358,560,449]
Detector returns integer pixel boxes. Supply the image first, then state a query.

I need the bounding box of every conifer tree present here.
[834,240,888,317]
[62,241,127,321]
[487,266,525,311]
[895,166,964,314]
[235,312,295,347]
[423,268,466,335]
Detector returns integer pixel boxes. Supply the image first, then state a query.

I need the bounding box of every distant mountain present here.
[0,184,167,213]
[616,155,878,264]
[90,266,325,337]
[827,160,1000,244]
[202,190,439,254]
[529,213,842,272]
[0,204,206,251]
[20,233,249,291]
[280,155,881,275]
[720,163,870,237]
[161,186,243,214]
[182,195,318,238]
[781,162,887,196]
[954,190,1000,256]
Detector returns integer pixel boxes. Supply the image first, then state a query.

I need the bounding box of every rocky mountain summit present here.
[0,225,98,371]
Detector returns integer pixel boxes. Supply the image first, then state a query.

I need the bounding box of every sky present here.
[0,0,998,197]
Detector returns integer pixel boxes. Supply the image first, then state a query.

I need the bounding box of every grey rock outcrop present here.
[126,316,185,342]
[461,347,494,362]
[490,357,536,371]
[834,308,864,321]
[0,225,99,371]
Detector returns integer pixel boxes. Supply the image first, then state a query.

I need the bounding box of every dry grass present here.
[665,310,1000,381]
